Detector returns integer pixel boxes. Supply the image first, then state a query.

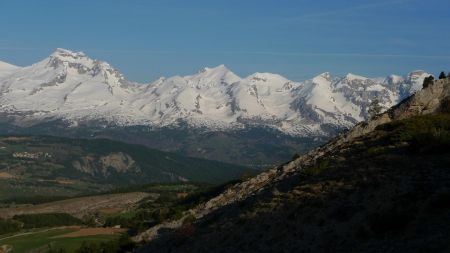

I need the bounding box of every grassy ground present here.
[0,227,121,253]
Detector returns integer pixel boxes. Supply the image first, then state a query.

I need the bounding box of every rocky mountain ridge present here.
[0,48,431,137]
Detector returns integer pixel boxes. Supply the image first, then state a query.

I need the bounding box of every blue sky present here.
[0,0,449,82]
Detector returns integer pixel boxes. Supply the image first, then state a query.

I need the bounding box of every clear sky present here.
[0,0,449,82]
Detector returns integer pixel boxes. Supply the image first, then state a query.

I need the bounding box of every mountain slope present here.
[0,61,20,79]
[136,78,450,252]
[0,135,251,201]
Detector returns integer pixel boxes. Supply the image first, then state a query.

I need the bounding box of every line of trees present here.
[438,71,450,80]
[423,71,449,89]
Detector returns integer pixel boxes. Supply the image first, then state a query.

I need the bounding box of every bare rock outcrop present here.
[72,152,140,178]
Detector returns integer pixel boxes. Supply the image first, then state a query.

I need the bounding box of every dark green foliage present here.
[1,195,73,205]
[64,137,251,184]
[13,213,82,229]
[422,75,434,88]
[303,159,330,176]
[103,181,239,234]
[0,120,326,169]
[75,234,135,253]
[439,71,446,79]
[48,248,68,253]
[0,135,254,202]
[0,218,22,235]
[377,114,450,154]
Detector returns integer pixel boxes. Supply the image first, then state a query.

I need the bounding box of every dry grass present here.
[0,172,14,179]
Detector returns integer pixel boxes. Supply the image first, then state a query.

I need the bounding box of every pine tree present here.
[368,98,382,118]
[447,72,450,78]
[423,75,434,88]
[439,71,446,79]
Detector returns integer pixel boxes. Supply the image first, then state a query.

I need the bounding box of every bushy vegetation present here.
[0,218,22,235]
[2,195,74,205]
[13,213,82,229]
[422,75,434,88]
[72,234,135,253]
[103,180,240,235]
[377,114,450,153]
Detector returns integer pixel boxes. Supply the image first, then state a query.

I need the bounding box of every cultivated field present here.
[0,226,124,253]
[0,192,155,219]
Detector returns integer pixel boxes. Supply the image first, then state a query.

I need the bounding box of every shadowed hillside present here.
[136,78,450,252]
[0,136,253,201]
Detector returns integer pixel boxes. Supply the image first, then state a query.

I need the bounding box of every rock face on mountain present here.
[135,78,450,252]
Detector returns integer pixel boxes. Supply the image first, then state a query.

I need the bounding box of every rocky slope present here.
[135,78,450,252]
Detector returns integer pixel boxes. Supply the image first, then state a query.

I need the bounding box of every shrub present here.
[377,114,450,154]
[422,75,434,88]
[439,71,446,80]
[0,218,22,235]
[74,234,135,253]
[13,213,82,229]
[303,159,330,176]
[182,214,196,225]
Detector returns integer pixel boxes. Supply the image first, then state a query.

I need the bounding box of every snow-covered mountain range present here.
[0,48,430,137]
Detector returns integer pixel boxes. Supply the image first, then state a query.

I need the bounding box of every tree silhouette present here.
[368,98,382,118]
[423,76,434,89]
[439,71,446,79]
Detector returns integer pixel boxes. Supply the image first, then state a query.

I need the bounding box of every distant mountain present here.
[0,135,251,201]
[0,49,432,166]
[0,61,20,79]
[136,77,450,253]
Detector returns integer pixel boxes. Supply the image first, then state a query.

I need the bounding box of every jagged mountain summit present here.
[0,48,430,136]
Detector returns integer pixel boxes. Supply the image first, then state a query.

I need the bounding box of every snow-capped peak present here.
[51,48,87,59]
[0,60,20,70]
[0,61,21,79]
[185,65,241,87]
[245,73,289,85]
[197,64,229,74]
[0,48,434,137]
[345,73,368,81]
[313,72,332,83]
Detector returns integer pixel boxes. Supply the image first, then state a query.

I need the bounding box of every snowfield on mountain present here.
[0,48,430,137]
